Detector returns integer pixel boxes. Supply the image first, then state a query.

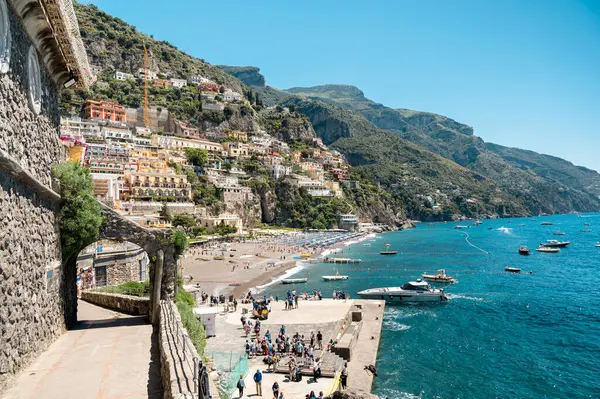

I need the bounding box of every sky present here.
[81,0,600,172]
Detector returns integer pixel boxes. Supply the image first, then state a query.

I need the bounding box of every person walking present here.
[294,295,299,309]
[272,381,280,399]
[237,374,245,398]
[253,369,263,396]
[341,362,348,389]
[316,331,323,350]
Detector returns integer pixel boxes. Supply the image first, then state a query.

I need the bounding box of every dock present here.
[324,257,362,264]
[204,298,384,397]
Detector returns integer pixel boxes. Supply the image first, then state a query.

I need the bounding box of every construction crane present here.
[143,45,150,128]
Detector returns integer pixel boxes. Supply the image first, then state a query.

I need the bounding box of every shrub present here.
[176,291,206,356]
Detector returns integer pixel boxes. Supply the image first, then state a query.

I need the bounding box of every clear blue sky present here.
[81,0,600,172]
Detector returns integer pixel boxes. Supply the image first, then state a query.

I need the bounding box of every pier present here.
[204,298,384,397]
[324,257,362,264]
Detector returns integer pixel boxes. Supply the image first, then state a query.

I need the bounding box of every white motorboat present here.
[536,246,560,253]
[281,278,308,285]
[540,240,570,248]
[422,269,456,283]
[472,220,483,226]
[454,225,469,229]
[322,271,349,282]
[595,242,600,248]
[357,279,449,303]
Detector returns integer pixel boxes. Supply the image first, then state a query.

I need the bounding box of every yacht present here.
[422,269,456,283]
[536,246,560,253]
[540,240,570,248]
[357,279,449,303]
[518,246,530,256]
[504,266,521,273]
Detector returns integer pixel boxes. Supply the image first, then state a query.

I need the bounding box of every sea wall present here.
[81,291,150,316]
[0,7,65,390]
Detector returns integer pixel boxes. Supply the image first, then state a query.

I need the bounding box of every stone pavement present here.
[1,301,163,399]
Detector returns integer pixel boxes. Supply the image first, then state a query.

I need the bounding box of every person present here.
[272,381,280,399]
[234,298,238,311]
[287,359,295,381]
[341,362,348,390]
[316,331,323,350]
[309,391,317,399]
[245,340,251,358]
[278,392,285,399]
[294,295,299,309]
[317,392,324,399]
[280,325,286,335]
[237,374,245,398]
[313,359,321,383]
[253,369,263,396]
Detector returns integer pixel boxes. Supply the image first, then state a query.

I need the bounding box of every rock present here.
[325,388,381,399]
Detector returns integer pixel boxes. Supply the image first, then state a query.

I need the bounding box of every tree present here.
[172,213,198,234]
[172,229,189,259]
[214,224,237,236]
[52,162,103,262]
[159,202,172,222]
[184,148,209,167]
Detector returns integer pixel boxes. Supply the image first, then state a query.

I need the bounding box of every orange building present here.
[83,100,127,123]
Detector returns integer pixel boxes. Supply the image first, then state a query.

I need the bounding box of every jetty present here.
[324,257,362,264]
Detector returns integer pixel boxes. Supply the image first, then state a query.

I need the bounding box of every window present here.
[0,0,10,73]
[27,46,42,114]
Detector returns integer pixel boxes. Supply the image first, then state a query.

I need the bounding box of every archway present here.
[62,204,177,327]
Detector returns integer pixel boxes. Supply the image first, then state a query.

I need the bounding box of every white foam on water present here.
[377,388,423,399]
[496,226,513,234]
[385,307,438,319]
[253,261,309,293]
[383,319,411,331]
[447,293,484,301]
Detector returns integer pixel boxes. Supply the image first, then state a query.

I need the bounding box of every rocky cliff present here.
[217,66,266,87]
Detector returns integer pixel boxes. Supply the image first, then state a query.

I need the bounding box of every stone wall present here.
[0,6,65,390]
[81,292,150,316]
[158,300,221,399]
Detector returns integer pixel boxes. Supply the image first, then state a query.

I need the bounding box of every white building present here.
[134,126,152,136]
[115,70,134,80]
[170,78,187,88]
[286,175,333,197]
[222,90,243,102]
[102,126,132,141]
[203,103,225,112]
[60,117,102,139]
[137,68,158,80]
[198,213,243,234]
[270,164,292,179]
[151,134,224,153]
[188,75,212,85]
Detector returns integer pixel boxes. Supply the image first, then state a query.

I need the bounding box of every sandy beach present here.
[181,232,368,297]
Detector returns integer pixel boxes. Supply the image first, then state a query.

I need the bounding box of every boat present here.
[454,225,469,229]
[428,223,434,226]
[472,220,483,226]
[422,269,456,283]
[380,243,398,255]
[300,253,312,258]
[540,240,571,248]
[281,278,308,284]
[553,231,565,236]
[580,229,591,233]
[584,223,590,226]
[595,242,600,248]
[504,266,521,273]
[497,226,512,233]
[357,279,449,303]
[322,271,349,281]
[536,247,560,253]
[518,247,530,256]
[213,255,224,260]
[541,222,553,226]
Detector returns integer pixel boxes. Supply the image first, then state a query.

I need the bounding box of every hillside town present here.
[59,65,359,235]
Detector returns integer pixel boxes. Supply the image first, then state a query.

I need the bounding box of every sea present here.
[262,213,600,398]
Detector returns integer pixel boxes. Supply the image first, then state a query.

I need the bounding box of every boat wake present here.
[383,319,411,331]
[461,232,490,254]
[496,226,513,234]
[376,388,423,399]
[385,307,438,319]
[254,261,308,292]
[446,293,485,301]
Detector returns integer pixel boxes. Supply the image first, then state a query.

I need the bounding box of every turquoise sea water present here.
[264,214,600,398]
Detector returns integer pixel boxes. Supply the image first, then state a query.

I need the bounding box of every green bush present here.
[96,280,149,296]
[176,291,206,356]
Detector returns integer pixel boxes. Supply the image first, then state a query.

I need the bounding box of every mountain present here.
[282,84,600,214]
[217,66,266,87]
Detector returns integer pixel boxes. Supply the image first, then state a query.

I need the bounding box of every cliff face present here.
[217,66,266,87]
[257,108,316,142]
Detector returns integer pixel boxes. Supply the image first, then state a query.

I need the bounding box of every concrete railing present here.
[158,300,221,399]
[81,291,150,315]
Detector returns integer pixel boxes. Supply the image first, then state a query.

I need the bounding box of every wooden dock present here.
[324,257,361,264]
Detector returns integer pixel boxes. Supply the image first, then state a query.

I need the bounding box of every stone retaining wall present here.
[81,291,150,316]
[158,300,221,399]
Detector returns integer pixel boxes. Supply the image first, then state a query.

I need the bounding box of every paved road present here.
[2,301,163,399]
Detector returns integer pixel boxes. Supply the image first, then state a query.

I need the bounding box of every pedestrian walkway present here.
[2,301,163,399]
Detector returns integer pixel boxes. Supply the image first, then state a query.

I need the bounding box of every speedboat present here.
[596,242,600,248]
[584,223,590,226]
[541,222,553,226]
[357,279,449,303]
[504,266,521,273]
[540,240,570,248]
[472,220,483,226]
[518,246,530,256]
[536,246,560,253]
[322,271,349,281]
[454,225,469,229]
[422,269,456,283]
[281,278,307,284]
[553,231,565,236]
[580,229,591,233]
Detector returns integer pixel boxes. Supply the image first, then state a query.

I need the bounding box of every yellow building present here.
[126,171,193,201]
[223,142,250,158]
[227,130,248,141]
[67,145,86,164]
